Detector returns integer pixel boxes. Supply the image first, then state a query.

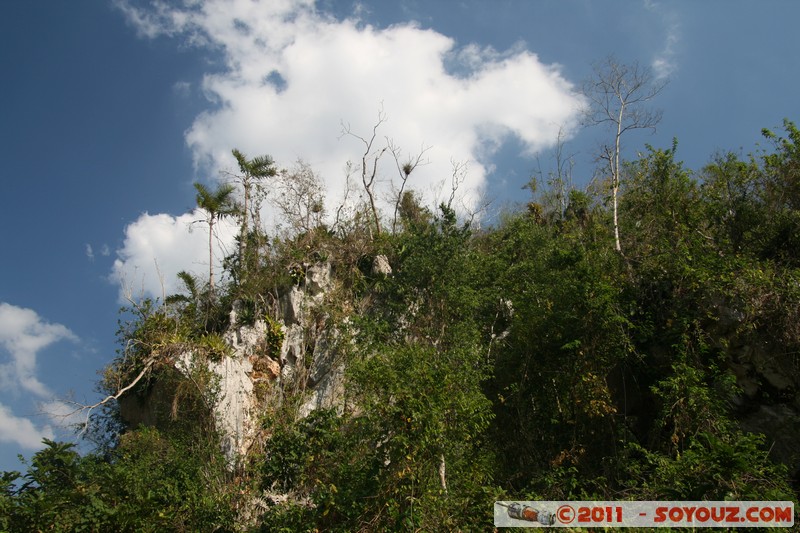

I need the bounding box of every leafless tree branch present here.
[62,355,157,438]
[340,106,389,237]
[388,139,431,233]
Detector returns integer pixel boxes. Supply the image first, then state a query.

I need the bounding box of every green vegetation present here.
[3,123,800,531]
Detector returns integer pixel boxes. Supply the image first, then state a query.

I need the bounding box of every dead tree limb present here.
[340,106,389,237]
[388,140,431,234]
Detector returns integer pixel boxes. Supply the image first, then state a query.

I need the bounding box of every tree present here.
[527,126,577,224]
[2,432,234,531]
[582,56,667,253]
[271,159,327,236]
[388,139,430,234]
[194,182,237,292]
[230,149,277,261]
[340,106,435,238]
[340,107,388,238]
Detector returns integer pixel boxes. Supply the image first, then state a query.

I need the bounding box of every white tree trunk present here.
[438,453,447,493]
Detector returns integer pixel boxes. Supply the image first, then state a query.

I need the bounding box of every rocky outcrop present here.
[211,262,345,461]
[179,348,256,462]
[710,300,800,479]
[372,254,392,277]
[277,263,345,418]
[117,261,349,465]
[740,404,800,478]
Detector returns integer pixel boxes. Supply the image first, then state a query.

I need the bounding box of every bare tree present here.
[582,56,667,253]
[528,127,577,221]
[340,107,388,238]
[332,162,356,235]
[270,159,326,236]
[388,139,430,234]
[446,158,469,210]
[548,127,576,217]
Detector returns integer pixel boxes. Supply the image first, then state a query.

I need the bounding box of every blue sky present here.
[1,0,798,472]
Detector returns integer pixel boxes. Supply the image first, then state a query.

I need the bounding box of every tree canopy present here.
[4,120,800,531]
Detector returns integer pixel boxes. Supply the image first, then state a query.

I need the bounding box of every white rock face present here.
[124,262,362,466]
[372,254,392,276]
[198,262,344,463]
[299,327,345,418]
[305,262,332,294]
[226,316,268,352]
[177,324,260,463]
[298,363,345,418]
[278,262,345,418]
[207,354,254,461]
[281,286,307,325]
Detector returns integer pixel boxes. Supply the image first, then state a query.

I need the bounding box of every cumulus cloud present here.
[113,0,585,299]
[110,209,239,301]
[0,303,76,450]
[0,403,54,450]
[0,303,78,398]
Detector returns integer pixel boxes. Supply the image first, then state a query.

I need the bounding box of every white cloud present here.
[110,209,239,301]
[114,0,585,298]
[86,243,111,261]
[0,403,54,450]
[0,303,78,398]
[40,399,90,432]
[645,0,680,80]
[0,304,76,451]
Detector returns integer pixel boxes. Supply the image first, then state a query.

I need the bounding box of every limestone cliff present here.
[199,262,346,462]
